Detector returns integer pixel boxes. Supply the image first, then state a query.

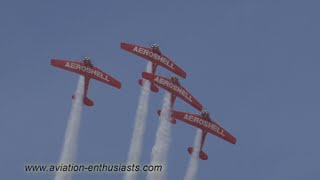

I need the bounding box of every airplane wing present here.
[121,42,187,78]
[142,72,203,111]
[51,59,121,89]
[172,110,237,144]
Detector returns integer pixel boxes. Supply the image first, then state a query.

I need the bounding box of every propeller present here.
[201,109,210,117]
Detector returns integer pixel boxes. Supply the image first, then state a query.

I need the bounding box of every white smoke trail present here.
[184,129,202,180]
[146,92,172,180]
[54,76,85,180]
[123,62,152,180]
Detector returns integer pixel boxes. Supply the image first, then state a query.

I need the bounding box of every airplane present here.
[51,57,122,106]
[158,109,237,160]
[120,42,187,92]
[142,72,203,123]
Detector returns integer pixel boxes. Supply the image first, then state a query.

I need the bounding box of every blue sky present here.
[1,0,320,179]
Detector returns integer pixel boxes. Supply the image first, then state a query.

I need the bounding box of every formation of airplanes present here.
[51,42,237,161]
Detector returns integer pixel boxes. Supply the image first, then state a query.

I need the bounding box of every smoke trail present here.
[146,92,172,180]
[184,129,202,180]
[123,62,152,180]
[54,76,85,180]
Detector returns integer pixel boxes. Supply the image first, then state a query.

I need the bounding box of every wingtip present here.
[233,138,237,145]
[117,82,122,89]
[50,59,59,67]
[120,42,130,50]
[181,72,187,79]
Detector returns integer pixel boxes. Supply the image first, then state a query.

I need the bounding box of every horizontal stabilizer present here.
[157,110,176,124]
[72,95,94,106]
[139,79,159,92]
[84,97,94,106]
[187,147,208,160]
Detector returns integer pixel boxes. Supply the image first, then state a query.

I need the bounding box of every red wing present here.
[142,72,203,111]
[89,67,121,89]
[51,59,121,89]
[172,110,237,144]
[121,42,187,78]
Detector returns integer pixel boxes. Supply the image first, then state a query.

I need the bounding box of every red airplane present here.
[51,57,122,106]
[159,109,237,160]
[120,42,187,92]
[142,72,203,123]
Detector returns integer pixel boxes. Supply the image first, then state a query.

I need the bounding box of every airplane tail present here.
[157,110,176,124]
[84,97,94,106]
[72,95,94,106]
[139,79,159,93]
[187,147,208,160]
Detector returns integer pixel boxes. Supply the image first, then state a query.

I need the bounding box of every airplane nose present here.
[83,56,91,61]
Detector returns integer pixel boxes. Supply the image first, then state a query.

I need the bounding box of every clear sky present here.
[1,0,320,179]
